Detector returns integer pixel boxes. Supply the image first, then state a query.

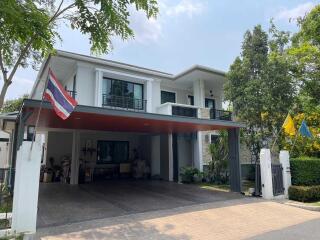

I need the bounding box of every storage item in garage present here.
[43,172,52,183]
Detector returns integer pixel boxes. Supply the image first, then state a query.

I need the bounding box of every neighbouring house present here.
[2,50,244,234]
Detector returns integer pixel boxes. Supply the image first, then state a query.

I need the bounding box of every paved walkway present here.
[36,198,320,240]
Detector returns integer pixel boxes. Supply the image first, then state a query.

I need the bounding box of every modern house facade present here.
[5,50,244,233]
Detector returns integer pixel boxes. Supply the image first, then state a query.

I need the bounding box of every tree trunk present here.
[0,81,11,110]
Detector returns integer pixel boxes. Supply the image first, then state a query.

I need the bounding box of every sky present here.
[5,0,320,100]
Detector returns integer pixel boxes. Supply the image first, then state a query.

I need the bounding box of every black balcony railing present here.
[210,108,232,121]
[172,106,198,118]
[64,87,77,98]
[102,94,147,111]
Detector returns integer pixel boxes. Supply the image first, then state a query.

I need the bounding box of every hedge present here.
[290,159,320,186]
[288,185,320,202]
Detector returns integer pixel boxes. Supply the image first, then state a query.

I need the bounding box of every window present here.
[205,98,215,109]
[188,95,194,105]
[96,141,129,164]
[210,134,219,144]
[161,91,176,104]
[102,78,143,100]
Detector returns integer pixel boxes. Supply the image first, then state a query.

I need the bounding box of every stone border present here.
[282,200,320,212]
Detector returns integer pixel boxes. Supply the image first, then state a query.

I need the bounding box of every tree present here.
[288,4,320,107]
[208,130,229,184]
[0,0,158,109]
[0,94,28,113]
[225,24,296,193]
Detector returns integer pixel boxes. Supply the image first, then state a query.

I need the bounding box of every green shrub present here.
[288,185,320,202]
[290,159,320,186]
[180,167,200,183]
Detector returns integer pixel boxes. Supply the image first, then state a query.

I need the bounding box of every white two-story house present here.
[7,50,243,233]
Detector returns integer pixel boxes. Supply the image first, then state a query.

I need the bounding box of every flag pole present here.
[29,68,51,154]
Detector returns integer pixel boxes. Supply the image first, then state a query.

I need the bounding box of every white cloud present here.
[128,0,205,44]
[165,0,205,18]
[275,2,316,21]
[1,75,34,100]
[129,9,163,44]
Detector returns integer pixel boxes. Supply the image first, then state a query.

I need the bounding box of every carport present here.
[11,99,243,233]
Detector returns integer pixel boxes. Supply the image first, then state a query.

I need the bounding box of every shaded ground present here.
[37,198,320,240]
[37,180,242,228]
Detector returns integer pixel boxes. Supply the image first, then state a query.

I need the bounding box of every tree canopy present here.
[0,0,158,109]
[225,24,296,162]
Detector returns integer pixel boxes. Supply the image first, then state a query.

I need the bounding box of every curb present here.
[283,201,320,212]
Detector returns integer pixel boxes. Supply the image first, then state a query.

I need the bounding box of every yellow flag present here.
[282,114,296,136]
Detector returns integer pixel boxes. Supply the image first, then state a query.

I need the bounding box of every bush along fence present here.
[288,158,320,202]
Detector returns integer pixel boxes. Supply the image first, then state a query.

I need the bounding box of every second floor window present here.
[161,91,176,104]
[103,78,143,100]
[205,98,215,109]
[188,95,194,105]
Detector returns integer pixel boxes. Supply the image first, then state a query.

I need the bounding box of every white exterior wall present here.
[76,64,95,106]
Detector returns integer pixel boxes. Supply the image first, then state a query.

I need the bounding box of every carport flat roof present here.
[22,99,244,133]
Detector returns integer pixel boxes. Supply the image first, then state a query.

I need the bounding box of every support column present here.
[260,148,273,199]
[70,131,80,185]
[151,135,160,176]
[193,79,205,107]
[146,80,153,113]
[12,141,42,233]
[168,133,173,181]
[94,70,103,107]
[193,131,203,171]
[280,150,291,198]
[228,128,241,192]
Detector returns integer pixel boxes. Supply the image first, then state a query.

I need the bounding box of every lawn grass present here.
[307,201,320,206]
[197,182,230,192]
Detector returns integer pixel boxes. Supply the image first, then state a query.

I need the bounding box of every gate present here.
[0,168,15,230]
[271,164,284,196]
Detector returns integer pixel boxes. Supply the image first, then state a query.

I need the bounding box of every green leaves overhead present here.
[0,0,158,109]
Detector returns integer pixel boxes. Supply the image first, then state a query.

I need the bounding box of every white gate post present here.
[260,148,274,199]
[279,150,291,198]
[12,141,42,233]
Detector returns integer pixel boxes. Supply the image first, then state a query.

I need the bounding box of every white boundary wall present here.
[260,148,291,200]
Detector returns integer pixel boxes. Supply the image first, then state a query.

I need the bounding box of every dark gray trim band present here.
[23,99,245,128]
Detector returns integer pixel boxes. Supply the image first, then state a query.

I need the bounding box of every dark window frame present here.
[161,90,176,104]
[103,77,144,100]
[96,140,129,164]
[188,95,194,105]
[205,98,216,109]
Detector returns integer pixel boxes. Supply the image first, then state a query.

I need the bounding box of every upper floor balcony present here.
[157,102,232,121]
[102,94,147,112]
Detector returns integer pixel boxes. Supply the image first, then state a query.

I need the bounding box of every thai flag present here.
[44,69,78,120]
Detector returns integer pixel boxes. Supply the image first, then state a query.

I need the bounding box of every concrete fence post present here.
[279,150,291,198]
[260,148,274,199]
[12,141,42,233]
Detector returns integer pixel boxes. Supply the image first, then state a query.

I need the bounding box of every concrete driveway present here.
[37,180,241,228]
[36,197,320,240]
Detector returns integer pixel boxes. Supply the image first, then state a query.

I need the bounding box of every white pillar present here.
[70,131,80,185]
[193,131,203,171]
[168,133,173,181]
[260,148,274,200]
[94,70,103,107]
[12,141,42,233]
[146,80,153,113]
[193,79,205,107]
[280,150,291,198]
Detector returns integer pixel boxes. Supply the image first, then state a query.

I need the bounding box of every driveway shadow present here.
[246,218,320,240]
[41,222,190,240]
